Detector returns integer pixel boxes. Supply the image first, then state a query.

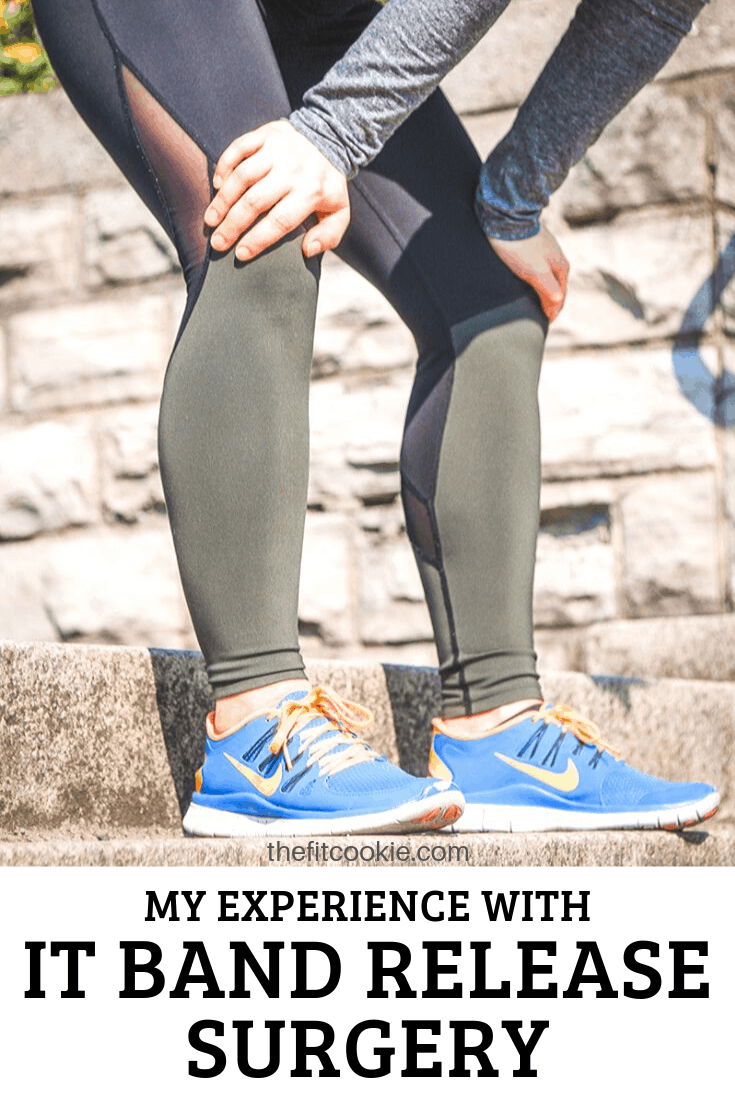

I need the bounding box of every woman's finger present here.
[212,124,270,187]
[547,262,569,321]
[549,249,571,302]
[302,205,352,257]
[487,224,570,323]
[527,268,565,322]
[207,119,350,260]
[234,196,314,261]
[205,151,271,229]
[211,178,290,252]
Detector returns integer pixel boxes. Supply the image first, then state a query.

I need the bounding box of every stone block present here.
[716,213,735,338]
[714,91,735,208]
[45,526,187,647]
[358,502,406,538]
[0,525,188,648]
[444,2,730,118]
[460,109,516,160]
[358,534,433,645]
[620,471,720,617]
[539,346,717,480]
[723,417,735,595]
[0,195,79,305]
[557,84,709,224]
[298,513,354,646]
[581,614,735,682]
[329,318,415,376]
[347,462,401,508]
[0,88,125,198]
[0,419,99,539]
[534,627,584,675]
[84,187,180,286]
[534,512,617,628]
[657,0,735,81]
[8,294,171,412]
[548,210,714,349]
[0,328,7,414]
[308,371,411,508]
[441,0,579,114]
[0,640,184,835]
[540,478,618,513]
[313,255,415,377]
[0,542,59,642]
[100,404,165,522]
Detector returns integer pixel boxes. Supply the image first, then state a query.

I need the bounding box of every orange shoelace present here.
[267,686,379,777]
[532,702,622,759]
[433,701,622,760]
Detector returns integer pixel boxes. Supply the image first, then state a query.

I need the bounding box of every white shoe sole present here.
[182,787,465,838]
[445,790,719,833]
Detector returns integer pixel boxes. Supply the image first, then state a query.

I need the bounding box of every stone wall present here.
[1,0,733,675]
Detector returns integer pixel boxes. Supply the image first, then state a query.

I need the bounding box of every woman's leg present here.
[264,3,719,836]
[265,4,546,720]
[340,99,547,721]
[31,0,464,836]
[32,0,319,710]
[304,26,716,830]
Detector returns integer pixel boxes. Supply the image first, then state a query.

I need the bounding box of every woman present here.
[31,0,718,835]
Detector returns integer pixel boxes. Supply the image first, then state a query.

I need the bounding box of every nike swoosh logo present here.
[224,753,282,797]
[494,752,579,793]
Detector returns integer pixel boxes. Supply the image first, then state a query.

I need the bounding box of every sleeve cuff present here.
[474,189,542,242]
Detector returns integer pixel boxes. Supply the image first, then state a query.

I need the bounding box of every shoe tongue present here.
[275,689,310,707]
[275,690,336,742]
[279,693,357,759]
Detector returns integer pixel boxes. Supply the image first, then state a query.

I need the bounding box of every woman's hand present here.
[487,224,570,323]
[205,119,351,262]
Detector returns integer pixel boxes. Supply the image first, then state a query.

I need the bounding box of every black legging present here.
[32,0,546,717]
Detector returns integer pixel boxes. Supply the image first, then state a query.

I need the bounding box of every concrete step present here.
[557,613,735,682]
[1,640,731,865]
[2,828,733,867]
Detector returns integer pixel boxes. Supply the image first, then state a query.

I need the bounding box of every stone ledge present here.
[0,828,731,867]
[579,614,735,681]
[0,641,731,842]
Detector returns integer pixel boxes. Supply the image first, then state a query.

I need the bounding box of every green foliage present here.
[0,1,57,95]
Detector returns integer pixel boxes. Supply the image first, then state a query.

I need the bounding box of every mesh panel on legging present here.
[121,67,210,287]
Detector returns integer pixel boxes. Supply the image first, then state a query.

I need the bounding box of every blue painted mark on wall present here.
[672,230,735,426]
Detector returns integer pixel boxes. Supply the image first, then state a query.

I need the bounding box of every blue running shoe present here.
[429,702,719,832]
[183,686,464,837]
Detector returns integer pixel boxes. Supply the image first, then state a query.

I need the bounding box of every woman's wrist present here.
[474,192,542,242]
[289,109,357,180]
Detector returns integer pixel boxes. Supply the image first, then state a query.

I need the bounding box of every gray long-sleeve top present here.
[289,0,707,239]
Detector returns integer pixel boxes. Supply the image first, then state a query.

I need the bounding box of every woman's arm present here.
[477,0,707,318]
[206,0,707,315]
[206,0,513,263]
[476,0,708,241]
[288,0,513,177]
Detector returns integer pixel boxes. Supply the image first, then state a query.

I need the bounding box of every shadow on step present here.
[383,664,441,776]
[149,648,211,818]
